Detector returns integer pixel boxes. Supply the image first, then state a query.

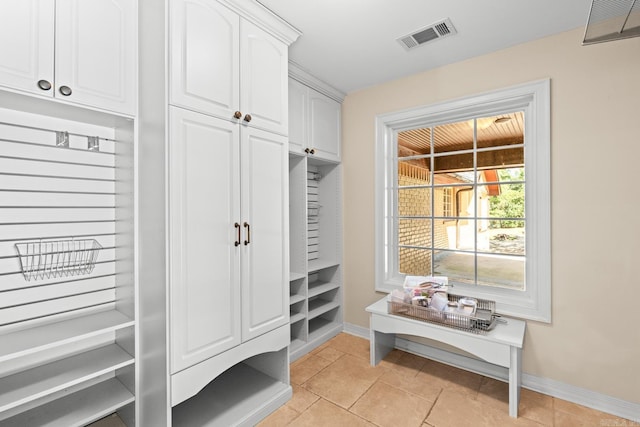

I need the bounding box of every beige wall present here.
[342,27,640,404]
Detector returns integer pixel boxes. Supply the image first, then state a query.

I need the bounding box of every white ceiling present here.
[257,0,594,94]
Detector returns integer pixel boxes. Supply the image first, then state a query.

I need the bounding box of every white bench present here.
[366,296,526,417]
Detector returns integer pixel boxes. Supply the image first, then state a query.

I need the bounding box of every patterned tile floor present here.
[259,333,636,427]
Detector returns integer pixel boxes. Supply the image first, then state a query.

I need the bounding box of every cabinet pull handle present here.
[59,86,72,96]
[37,80,52,91]
[234,222,241,247]
[243,222,251,245]
[243,114,252,123]
[234,111,242,119]
[310,148,316,155]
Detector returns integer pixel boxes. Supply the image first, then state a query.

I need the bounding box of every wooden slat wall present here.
[0,110,118,328]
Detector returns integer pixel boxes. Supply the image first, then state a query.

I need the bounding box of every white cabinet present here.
[169,107,289,375]
[170,0,289,135]
[0,0,135,115]
[288,77,342,163]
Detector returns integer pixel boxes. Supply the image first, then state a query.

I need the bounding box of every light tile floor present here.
[259,333,636,427]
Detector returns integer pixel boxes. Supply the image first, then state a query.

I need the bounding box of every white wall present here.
[342,27,640,404]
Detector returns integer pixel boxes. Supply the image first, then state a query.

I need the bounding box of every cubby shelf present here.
[0,378,134,427]
[0,310,134,364]
[0,344,133,414]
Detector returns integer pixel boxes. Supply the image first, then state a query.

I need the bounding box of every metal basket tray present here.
[15,238,102,281]
[387,293,497,334]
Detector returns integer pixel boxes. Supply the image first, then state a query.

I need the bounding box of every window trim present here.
[374,79,551,322]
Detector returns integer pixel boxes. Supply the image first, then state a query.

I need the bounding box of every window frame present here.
[374,79,551,322]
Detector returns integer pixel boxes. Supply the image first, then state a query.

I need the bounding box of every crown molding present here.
[219,0,301,45]
[288,61,346,102]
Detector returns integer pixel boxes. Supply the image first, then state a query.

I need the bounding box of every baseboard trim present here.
[343,322,640,422]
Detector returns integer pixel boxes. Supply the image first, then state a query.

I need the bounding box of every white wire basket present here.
[15,238,102,281]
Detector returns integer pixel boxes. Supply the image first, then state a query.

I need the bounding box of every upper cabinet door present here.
[309,91,341,162]
[240,20,289,136]
[288,78,307,156]
[170,0,240,121]
[55,0,136,115]
[0,0,54,97]
[169,107,242,373]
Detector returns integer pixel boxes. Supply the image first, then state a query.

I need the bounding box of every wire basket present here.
[15,239,102,281]
[387,293,497,334]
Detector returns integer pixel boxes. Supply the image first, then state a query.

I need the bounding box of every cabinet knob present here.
[59,86,72,96]
[243,114,252,123]
[304,148,310,154]
[310,148,316,155]
[233,111,242,119]
[37,80,52,91]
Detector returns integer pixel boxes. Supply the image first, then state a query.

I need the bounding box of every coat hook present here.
[56,131,69,148]
[88,136,100,151]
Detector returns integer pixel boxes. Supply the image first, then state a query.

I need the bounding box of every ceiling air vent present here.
[583,0,640,45]
[397,18,457,51]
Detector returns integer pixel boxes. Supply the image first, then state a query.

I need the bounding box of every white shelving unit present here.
[0,92,136,426]
[287,65,344,361]
[288,155,344,361]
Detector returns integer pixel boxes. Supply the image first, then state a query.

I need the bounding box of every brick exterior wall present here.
[398,163,432,275]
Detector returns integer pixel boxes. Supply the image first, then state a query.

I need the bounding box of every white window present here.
[375,80,550,322]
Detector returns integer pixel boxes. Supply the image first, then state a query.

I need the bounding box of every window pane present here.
[398,127,431,157]
[398,187,431,217]
[399,247,432,276]
[434,152,474,173]
[433,250,475,285]
[398,159,430,186]
[477,111,524,149]
[433,219,476,251]
[483,167,524,183]
[477,147,524,169]
[434,120,473,153]
[399,219,431,248]
[477,254,525,290]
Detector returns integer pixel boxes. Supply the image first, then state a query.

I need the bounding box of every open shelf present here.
[290,294,305,305]
[0,344,133,413]
[289,272,306,282]
[0,377,134,427]
[308,299,340,320]
[172,362,291,427]
[308,280,340,298]
[308,316,342,342]
[290,312,306,324]
[0,310,134,364]
[308,259,340,274]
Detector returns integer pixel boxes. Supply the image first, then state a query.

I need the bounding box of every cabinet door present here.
[309,91,341,162]
[55,0,135,115]
[170,0,239,120]
[288,78,307,155]
[240,20,289,136]
[0,0,54,96]
[241,127,289,341]
[169,107,241,374]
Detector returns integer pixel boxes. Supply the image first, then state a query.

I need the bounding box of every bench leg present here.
[508,346,522,417]
[369,321,395,366]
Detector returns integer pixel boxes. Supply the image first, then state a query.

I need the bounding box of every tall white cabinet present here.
[287,63,346,361]
[0,1,137,424]
[167,0,300,425]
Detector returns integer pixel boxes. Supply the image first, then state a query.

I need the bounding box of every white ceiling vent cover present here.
[397,18,458,51]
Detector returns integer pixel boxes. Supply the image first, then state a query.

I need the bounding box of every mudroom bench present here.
[365,296,526,417]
